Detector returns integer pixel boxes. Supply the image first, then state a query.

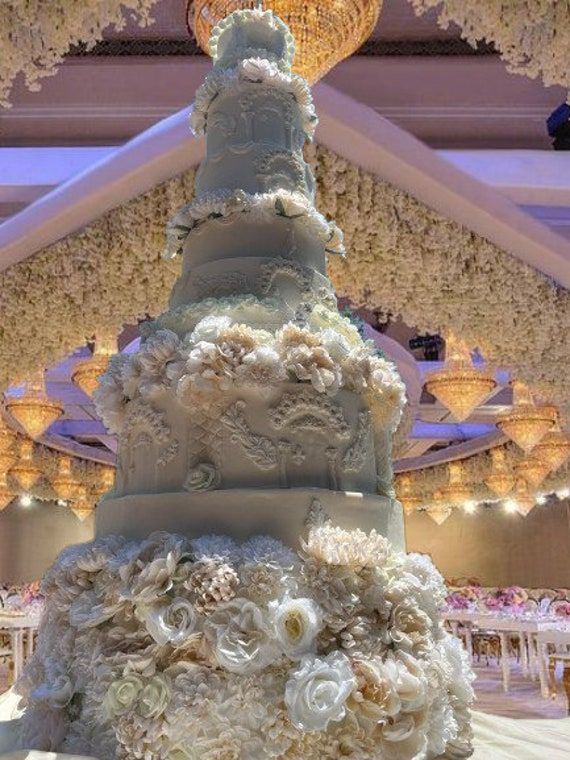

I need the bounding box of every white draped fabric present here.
[1,687,570,759]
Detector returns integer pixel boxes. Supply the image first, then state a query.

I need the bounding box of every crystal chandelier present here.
[10,439,42,490]
[533,424,570,473]
[189,1,383,83]
[484,446,515,498]
[441,460,473,506]
[515,455,550,489]
[70,488,95,521]
[0,449,15,476]
[72,337,116,397]
[396,473,425,515]
[5,370,63,439]
[0,473,13,511]
[426,490,452,525]
[497,381,556,453]
[425,335,496,422]
[51,456,83,502]
[512,478,536,517]
[90,466,116,502]
[0,416,15,452]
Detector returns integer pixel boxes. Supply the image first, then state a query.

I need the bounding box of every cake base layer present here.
[96,488,405,550]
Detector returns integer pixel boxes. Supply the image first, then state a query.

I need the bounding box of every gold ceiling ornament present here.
[396,473,425,516]
[5,370,63,440]
[515,455,550,489]
[0,416,15,453]
[497,381,557,454]
[72,336,116,398]
[188,0,383,84]
[440,460,473,507]
[426,490,453,525]
[0,473,14,511]
[484,446,515,498]
[424,334,496,422]
[9,439,42,491]
[512,478,536,517]
[51,455,83,502]
[533,423,570,474]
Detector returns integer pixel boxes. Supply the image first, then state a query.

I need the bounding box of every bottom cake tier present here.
[96,488,405,551]
[13,513,474,760]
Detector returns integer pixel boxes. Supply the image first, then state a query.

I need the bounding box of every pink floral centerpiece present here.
[446,585,482,611]
[554,601,570,618]
[483,586,528,614]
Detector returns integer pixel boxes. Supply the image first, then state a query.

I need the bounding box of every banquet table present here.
[0,616,40,684]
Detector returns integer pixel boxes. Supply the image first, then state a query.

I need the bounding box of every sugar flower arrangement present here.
[15,519,474,759]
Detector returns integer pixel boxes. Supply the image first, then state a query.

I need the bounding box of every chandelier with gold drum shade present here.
[484,447,515,498]
[440,460,473,507]
[188,0,383,83]
[512,478,536,517]
[396,473,425,515]
[533,425,570,473]
[72,337,116,397]
[10,439,42,491]
[51,456,84,502]
[425,335,496,422]
[497,381,557,453]
[515,455,550,489]
[5,370,63,440]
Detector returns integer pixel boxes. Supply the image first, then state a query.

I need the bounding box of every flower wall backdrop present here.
[1,147,569,415]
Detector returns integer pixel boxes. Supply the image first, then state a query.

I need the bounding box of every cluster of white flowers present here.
[165,188,345,259]
[94,316,407,435]
[15,526,474,759]
[409,0,570,95]
[191,57,317,139]
[0,1,158,107]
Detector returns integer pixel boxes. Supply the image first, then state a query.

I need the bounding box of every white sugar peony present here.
[270,597,322,659]
[142,597,198,647]
[204,598,279,674]
[285,652,356,731]
[104,673,144,718]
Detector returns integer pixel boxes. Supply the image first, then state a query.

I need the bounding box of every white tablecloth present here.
[1,689,569,759]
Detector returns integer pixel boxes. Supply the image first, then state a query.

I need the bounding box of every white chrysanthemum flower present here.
[142,597,198,647]
[137,329,185,391]
[235,345,287,387]
[270,597,322,659]
[191,535,240,562]
[204,598,279,674]
[190,315,233,344]
[284,343,341,395]
[303,524,390,568]
[285,652,355,731]
[318,328,351,362]
[240,535,297,566]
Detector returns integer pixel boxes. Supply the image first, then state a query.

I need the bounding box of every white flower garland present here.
[1,147,568,417]
[94,318,407,435]
[408,0,570,97]
[0,1,158,108]
[15,525,474,759]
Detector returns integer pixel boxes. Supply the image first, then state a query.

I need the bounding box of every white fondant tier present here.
[96,487,405,551]
[115,384,384,499]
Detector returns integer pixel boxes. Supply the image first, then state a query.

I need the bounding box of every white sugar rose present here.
[184,463,220,492]
[285,652,356,731]
[190,315,232,344]
[143,597,198,647]
[139,673,171,719]
[270,597,322,659]
[104,673,144,718]
[204,597,279,674]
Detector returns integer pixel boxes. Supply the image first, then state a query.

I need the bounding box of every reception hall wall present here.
[405,498,570,588]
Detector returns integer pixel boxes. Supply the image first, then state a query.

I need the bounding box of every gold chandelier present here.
[90,466,116,502]
[426,490,453,525]
[497,381,556,453]
[0,473,13,511]
[441,460,473,507]
[70,488,95,521]
[189,0,383,83]
[512,478,536,517]
[72,336,115,397]
[484,447,515,498]
[515,455,550,489]
[10,439,42,491]
[425,335,496,422]
[396,473,425,515]
[533,425,570,473]
[51,455,83,502]
[0,416,15,452]
[5,370,63,440]
[0,449,15,476]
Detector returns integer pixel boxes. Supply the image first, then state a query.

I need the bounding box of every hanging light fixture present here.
[440,460,473,507]
[515,455,550,489]
[5,370,63,440]
[0,449,15,476]
[0,473,14,511]
[497,381,557,453]
[396,473,425,515]
[512,478,536,517]
[426,490,453,525]
[70,488,95,522]
[484,447,515,498]
[90,466,116,502]
[189,1,383,83]
[425,335,496,422]
[533,423,570,473]
[0,416,15,452]
[72,337,116,397]
[51,456,83,502]
[9,439,42,491]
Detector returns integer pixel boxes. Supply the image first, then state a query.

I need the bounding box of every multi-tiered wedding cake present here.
[13,8,474,759]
